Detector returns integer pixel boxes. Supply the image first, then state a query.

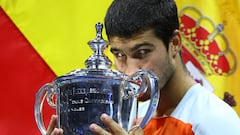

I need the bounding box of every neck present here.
[154,62,196,117]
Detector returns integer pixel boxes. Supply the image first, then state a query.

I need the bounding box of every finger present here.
[132,117,143,127]
[89,123,111,135]
[128,126,144,135]
[50,128,64,135]
[46,115,58,135]
[100,113,128,134]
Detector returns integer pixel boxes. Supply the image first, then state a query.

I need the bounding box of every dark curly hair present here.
[104,0,179,49]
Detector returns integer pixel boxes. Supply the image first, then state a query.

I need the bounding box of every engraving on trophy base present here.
[57,78,122,135]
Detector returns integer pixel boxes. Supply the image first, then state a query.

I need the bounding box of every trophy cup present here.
[34,22,160,135]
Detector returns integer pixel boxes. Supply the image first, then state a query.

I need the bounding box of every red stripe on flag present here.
[0,7,56,134]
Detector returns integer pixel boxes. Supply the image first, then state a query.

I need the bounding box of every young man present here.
[47,0,240,134]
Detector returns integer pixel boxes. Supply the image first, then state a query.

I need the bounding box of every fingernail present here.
[101,113,109,121]
[51,115,55,121]
[51,115,57,120]
[60,128,64,134]
[89,124,97,132]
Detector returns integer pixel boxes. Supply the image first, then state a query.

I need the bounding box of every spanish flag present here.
[176,0,240,114]
[0,0,112,134]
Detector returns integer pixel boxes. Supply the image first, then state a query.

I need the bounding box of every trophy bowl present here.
[34,23,160,135]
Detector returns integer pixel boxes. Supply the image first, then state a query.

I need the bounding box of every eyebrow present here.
[110,47,121,53]
[110,42,155,53]
[130,42,155,52]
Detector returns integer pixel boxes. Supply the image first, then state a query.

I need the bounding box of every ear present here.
[169,30,182,58]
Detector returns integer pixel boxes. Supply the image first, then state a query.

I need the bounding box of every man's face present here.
[109,30,175,90]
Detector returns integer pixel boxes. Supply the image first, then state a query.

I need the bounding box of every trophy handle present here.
[132,70,160,128]
[34,83,55,135]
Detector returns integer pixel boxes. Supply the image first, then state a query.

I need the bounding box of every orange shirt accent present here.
[144,117,194,135]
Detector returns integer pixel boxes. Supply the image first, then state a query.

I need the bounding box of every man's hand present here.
[89,113,143,135]
[46,115,63,135]
[46,114,143,135]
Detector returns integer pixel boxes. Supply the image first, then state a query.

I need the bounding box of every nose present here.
[124,59,140,76]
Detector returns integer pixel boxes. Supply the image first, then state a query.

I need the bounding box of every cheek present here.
[141,59,161,74]
[113,59,125,72]
[141,57,170,84]
[141,55,163,71]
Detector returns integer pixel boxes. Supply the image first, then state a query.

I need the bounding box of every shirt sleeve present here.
[194,110,240,135]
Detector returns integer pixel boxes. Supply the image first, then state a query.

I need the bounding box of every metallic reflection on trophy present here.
[34,23,160,135]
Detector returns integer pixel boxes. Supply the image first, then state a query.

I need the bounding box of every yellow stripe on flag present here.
[1,0,113,76]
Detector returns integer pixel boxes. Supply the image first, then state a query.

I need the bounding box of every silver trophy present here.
[34,22,160,135]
